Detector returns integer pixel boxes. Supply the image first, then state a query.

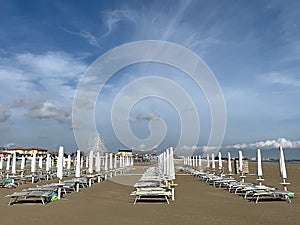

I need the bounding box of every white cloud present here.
[136,113,160,121]
[226,138,300,149]
[4,143,15,148]
[79,31,100,47]
[265,71,300,88]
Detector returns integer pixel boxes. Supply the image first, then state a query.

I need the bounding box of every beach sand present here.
[1,162,299,225]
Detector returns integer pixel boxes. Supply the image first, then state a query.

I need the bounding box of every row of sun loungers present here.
[131,167,172,204]
[181,167,295,204]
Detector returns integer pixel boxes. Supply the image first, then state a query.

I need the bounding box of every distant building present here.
[117,149,133,156]
[4,147,48,157]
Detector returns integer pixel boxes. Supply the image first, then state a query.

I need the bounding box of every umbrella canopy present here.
[31,153,36,173]
[211,154,215,170]
[11,151,17,174]
[227,152,232,174]
[46,154,50,172]
[88,151,94,174]
[67,155,71,170]
[279,146,287,179]
[109,153,113,170]
[218,152,222,170]
[56,146,64,180]
[0,156,3,170]
[257,149,263,177]
[169,147,175,180]
[39,156,43,169]
[238,151,243,173]
[6,154,11,171]
[104,153,108,172]
[95,152,101,172]
[75,150,81,178]
[198,155,202,167]
[206,154,210,168]
[20,155,26,170]
[114,155,117,169]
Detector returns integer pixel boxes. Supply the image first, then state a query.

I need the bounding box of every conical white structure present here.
[238,150,245,182]
[279,146,289,191]
[218,152,222,170]
[20,155,25,170]
[56,146,64,180]
[11,151,16,174]
[0,156,3,170]
[169,147,175,180]
[95,151,101,172]
[75,150,81,178]
[31,153,36,173]
[227,152,232,177]
[6,154,11,172]
[257,149,264,185]
[206,154,210,169]
[211,154,215,171]
[67,155,71,170]
[88,151,94,174]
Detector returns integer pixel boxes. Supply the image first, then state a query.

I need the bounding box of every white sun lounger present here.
[251,190,295,203]
[6,190,53,206]
[131,189,172,204]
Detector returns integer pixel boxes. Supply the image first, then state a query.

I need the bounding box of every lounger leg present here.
[255,196,259,204]
[133,196,138,204]
[165,196,170,204]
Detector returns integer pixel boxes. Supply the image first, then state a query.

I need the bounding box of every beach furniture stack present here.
[182,147,295,203]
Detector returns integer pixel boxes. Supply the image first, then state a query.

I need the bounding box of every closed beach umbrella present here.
[257,148,263,185]
[95,151,100,172]
[104,153,108,172]
[12,151,16,174]
[227,152,232,175]
[57,146,64,180]
[6,154,11,171]
[20,155,25,170]
[206,154,210,168]
[114,155,117,169]
[169,147,175,180]
[198,155,201,167]
[0,156,3,170]
[46,154,50,172]
[67,154,71,170]
[38,156,43,169]
[31,153,36,173]
[257,149,263,177]
[218,152,222,169]
[75,150,81,178]
[238,151,243,173]
[279,146,289,191]
[109,153,113,170]
[88,151,94,174]
[211,154,215,170]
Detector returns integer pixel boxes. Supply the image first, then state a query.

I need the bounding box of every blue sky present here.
[1,0,300,154]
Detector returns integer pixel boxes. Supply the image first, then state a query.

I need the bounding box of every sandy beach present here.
[1,162,299,225]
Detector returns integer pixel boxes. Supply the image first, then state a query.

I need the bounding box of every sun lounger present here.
[6,190,53,205]
[251,190,295,203]
[131,188,172,204]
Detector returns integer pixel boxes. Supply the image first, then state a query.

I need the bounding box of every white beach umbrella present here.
[46,154,50,172]
[6,154,11,171]
[31,153,36,173]
[114,155,117,169]
[104,153,108,172]
[218,152,222,170]
[211,154,215,170]
[166,149,170,177]
[279,146,289,191]
[0,156,3,170]
[67,154,71,170]
[95,152,101,172]
[227,152,232,175]
[195,155,198,167]
[85,155,89,169]
[163,152,167,175]
[169,147,175,180]
[198,155,202,167]
[206,154,210,168]
[88,151,94,174]
[80,156,84,169]
[109,153,113,170]
[257,149,263,177]
[56,146,64,180]
[20,155,25,170]
[75,150,81,178]
[257,148,264,185]
[12,151,17,174]
[238,151,243,173]
[38,156,43,169]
